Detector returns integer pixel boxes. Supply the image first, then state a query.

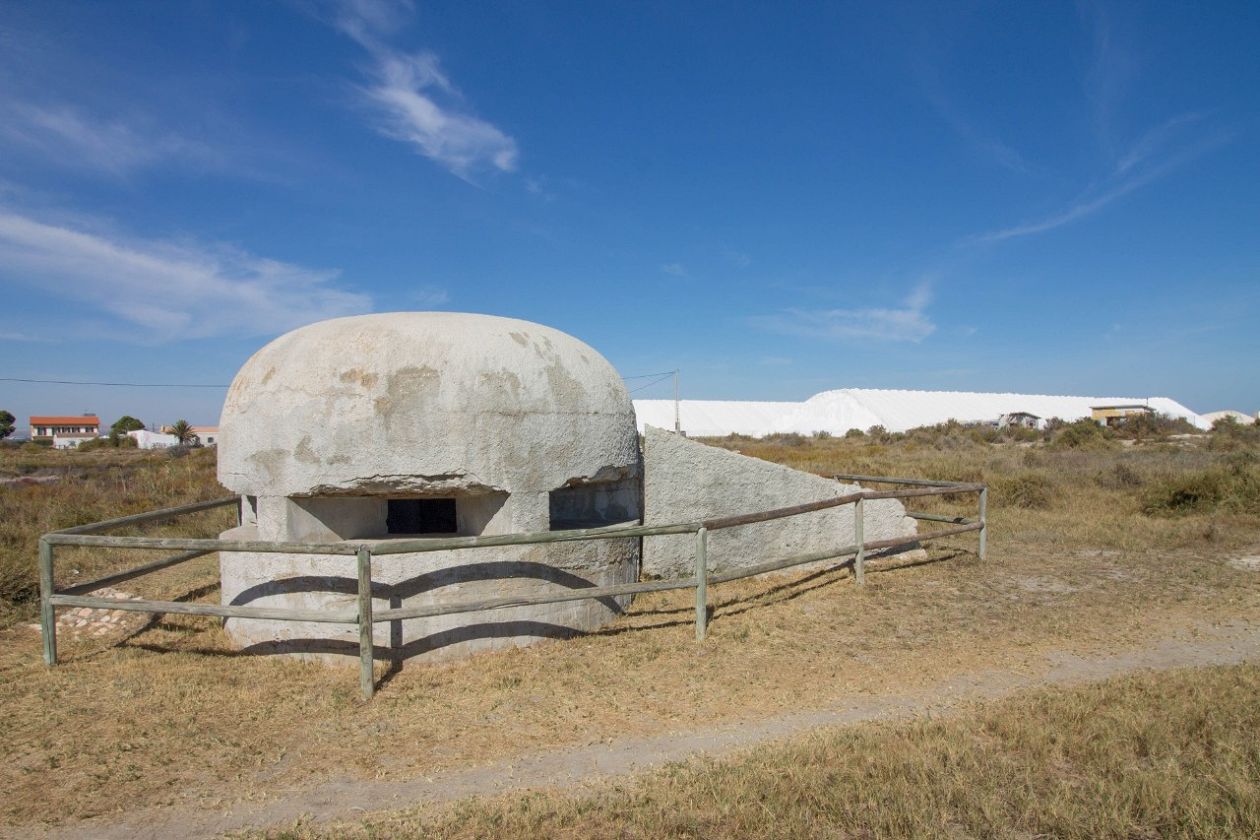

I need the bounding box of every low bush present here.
[1094,462,1144,490]
[992,471,1056,510]
[1209,416,1260,451]
[1141,460,1260,516]
[1048,419,1115,451]
[1111,412,1200,441]
[77,434,137,452]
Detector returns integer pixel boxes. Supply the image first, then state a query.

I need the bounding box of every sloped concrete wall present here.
[642,426,918,579]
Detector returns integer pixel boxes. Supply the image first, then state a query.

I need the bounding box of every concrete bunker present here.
[217,312,642,663]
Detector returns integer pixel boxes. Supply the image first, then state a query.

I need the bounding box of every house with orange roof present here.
[29,414,101,448]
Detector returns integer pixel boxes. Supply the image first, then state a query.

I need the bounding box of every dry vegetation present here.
[255,662,1260,839]
[0,445,233,625]
[0,423,1258,834]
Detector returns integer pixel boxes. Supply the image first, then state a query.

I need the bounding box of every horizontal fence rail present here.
[38,474,988,699]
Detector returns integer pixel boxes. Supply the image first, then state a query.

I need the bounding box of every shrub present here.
[77,435,137,452]
[1208,416,1260,451]
[1141,461,1260,516]
[844,428,865,439]
[1095,462,1144,490]
[1110,412,1199,441]
[1048,420,1115,451]
[993,471,1056,510]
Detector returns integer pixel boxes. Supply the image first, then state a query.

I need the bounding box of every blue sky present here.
[1,0,1257,429]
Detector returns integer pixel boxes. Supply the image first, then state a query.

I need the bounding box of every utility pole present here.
[673,369,681,434]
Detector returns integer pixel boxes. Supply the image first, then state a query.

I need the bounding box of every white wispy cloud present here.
[410,284,450,306]
[360,50,519,178]
[0,329,52,343]
[0,209,371,342]
[921,80,1030,174]
[0,101,222,177]
[751,282,935,343]
[970,116,1228,244]
[1080,2,1139,161]
[323,0,519,180]
[661,262,688,278]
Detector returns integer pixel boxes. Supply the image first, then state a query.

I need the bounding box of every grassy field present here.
[0,445,233,626]
[254,662,1260,839]
[0,425,1258,831]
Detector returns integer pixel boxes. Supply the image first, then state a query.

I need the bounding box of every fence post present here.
[694,527,708,641]
[39,538,57,665]
[357,546,374,700]
[853,496,865,585]
[978,486,988,562]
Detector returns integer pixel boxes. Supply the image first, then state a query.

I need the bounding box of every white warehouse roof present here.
[633,388,1208,437]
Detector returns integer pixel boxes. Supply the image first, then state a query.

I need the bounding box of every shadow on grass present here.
[107,546,970,696]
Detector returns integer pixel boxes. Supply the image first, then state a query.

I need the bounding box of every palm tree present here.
[168,419,196,445]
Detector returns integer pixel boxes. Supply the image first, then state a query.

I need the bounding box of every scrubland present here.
[259,662,1260,840]
[0,418,1258,836]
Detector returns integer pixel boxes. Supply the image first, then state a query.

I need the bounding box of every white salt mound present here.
[634,388,1207,438]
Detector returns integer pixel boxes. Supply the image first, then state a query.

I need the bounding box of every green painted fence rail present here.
[37,475,987,700]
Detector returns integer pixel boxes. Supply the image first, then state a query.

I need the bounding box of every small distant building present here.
[159,424,218,445]
[998,411,1042,430]
[128,430,180,449]
[1090,404,1154,427]
[30,415,100,444]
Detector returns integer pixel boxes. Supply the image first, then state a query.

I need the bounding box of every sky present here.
[1,0,1257,432]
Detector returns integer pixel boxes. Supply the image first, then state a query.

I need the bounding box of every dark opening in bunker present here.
[548,478,639,530]
[387,498,457,534]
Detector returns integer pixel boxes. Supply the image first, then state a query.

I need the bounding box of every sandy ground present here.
[25,617,1260,840]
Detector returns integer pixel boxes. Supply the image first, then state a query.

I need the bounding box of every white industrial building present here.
[127,429,179,449]
[634,388,1209,437]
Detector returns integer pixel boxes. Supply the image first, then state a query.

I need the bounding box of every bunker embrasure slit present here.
[387,498,457,535]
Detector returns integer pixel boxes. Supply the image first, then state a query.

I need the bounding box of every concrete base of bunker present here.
[219,527,639,664]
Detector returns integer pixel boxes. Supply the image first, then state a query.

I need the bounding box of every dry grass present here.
[0,434,1258,828]
[0,446,233,624]
[256,662,1260,839]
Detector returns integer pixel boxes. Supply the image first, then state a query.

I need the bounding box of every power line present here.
[4,371,682,390]
[0,377,229,388]
[621,370,676,380]
[627,372,676,394]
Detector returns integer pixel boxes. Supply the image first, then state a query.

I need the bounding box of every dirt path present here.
[29,619,1260,840]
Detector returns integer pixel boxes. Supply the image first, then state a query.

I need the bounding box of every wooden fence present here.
[39,475,987,699]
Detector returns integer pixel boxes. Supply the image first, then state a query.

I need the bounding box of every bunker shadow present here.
[114,547,968,687]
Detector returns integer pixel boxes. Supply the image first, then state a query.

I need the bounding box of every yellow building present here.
[1090,404,1154,427]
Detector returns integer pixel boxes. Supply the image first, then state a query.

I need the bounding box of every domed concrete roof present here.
[218,313,638,498]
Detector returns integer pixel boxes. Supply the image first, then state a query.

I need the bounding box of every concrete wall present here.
[216,313,644,664]
[219,527,637,663]
[641,426,918,578]
[217,313,641,500]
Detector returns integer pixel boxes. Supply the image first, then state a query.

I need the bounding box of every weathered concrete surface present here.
[218,313,639,501]
[219,530,638,663]
[641,426,917,578]
[216,313,642,662]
